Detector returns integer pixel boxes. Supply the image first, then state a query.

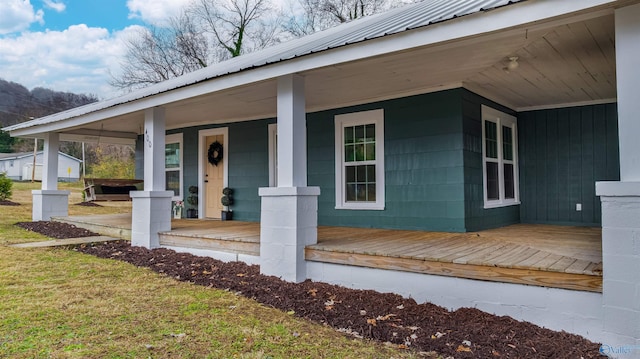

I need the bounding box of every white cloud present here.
[42,0,66,12]
[0,0,44,34]
[0,24,142,99]
[126,0,192,26]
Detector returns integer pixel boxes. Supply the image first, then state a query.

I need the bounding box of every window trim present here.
[334,109,385,210]
[165,133,183,201]
[481,105,520,208]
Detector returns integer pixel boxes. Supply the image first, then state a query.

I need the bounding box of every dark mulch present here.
[0,200,20,206]
[19,221,605,358]
[74,201,103,207]
[16,221,99,239]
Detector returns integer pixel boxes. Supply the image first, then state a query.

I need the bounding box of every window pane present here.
[355,125,365,143]
[355,144,365,161]
[366,165,375,182]
[356,165,366,181]
[166,170,180,196]
[165,143,180,168]
[486,162,499,200]
[345,144,355,162]
[346,183,356,201]
[365,143,376,161]
[365,124,375,142]
[344,127,354,144]
[503,126,513,161]
[504,163,515,199]
[367,184,376,201]
[346,166,355,182]
[485,121,497,159]
[345,164,376,203]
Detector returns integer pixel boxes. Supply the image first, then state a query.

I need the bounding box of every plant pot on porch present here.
[221,187,234,221]
[186,208,198,218]
[221,210,233,221]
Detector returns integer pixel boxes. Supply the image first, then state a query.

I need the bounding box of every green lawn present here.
[0,182,416,358]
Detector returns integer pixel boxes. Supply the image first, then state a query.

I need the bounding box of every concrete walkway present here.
[9,236,121,248]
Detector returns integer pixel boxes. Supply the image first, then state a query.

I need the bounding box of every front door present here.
[205,134,225,219]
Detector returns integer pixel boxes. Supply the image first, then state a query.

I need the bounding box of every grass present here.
[0,181,417,358]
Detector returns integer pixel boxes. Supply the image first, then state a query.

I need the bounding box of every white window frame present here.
[334,109,385,210]
[165,133,183,201]
[482,105,520,208]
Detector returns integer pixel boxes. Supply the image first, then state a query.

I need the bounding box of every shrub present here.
[0,173,12,201]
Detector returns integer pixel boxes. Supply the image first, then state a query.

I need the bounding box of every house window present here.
[482,105,519,208]
[165,133,183,200]
[334,109,385,210]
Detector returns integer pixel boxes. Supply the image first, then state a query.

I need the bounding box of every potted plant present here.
[173,200,184,219]
[221,187,234,220]
[186,185,198,218]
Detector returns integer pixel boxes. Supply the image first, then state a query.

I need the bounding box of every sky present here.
[0,0,196,100]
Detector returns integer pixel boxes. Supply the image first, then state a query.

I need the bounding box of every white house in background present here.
[0,151,81,182]
[4,0,640,351]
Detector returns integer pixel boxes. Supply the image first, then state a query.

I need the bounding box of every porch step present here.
[53,214,131,240]
[158,230,260,256]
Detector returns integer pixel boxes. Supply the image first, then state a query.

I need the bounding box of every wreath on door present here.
[207,141,223,166]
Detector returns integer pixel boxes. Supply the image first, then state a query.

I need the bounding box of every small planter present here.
[186,208,198,219]
[221,187,234,221]
[221,210,233,221]
[173,207,183,219]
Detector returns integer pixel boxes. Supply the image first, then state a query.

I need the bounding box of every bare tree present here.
[111,13,210,91]
[112,0,283,91]
[284,0,394,36]
[188,0,282,60]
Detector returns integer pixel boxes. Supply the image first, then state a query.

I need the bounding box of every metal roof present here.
[3,0,525,133]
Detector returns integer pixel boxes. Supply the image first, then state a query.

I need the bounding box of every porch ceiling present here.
[49,12,616,141]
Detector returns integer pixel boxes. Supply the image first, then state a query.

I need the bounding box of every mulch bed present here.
[19,221,605,358]
[0,200,21,206]
[16,221,99,239]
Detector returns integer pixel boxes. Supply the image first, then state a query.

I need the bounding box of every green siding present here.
[134,88,618,232]
[167,119,274,222]
[308,89,468,232]
[518,104,619,226]
[227,120,273,221]
[461,90,520,231]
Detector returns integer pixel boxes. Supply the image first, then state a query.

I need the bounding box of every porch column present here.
[259,74,320,282]
[596,3,640,350]
[32,132,69,221]
[130,107,173,249]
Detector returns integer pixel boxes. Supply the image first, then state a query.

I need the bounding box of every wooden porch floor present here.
[55,215,602,292]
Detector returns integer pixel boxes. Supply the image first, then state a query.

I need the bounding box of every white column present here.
[616,3,640,182]
[130,107,173,248]
[595,4,640,351]
[42,132,59,190]
[32,132,69,221]
[259,74,320,282]
[277,74,307,187]
[144,107,167,191]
